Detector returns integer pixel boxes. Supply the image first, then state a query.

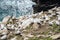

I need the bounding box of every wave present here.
[0,0,35,21]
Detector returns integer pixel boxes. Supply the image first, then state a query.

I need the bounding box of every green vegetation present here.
[28,37,53,40]
[42,37,53,40]
[52,22,58,29]
[51,22,60,33]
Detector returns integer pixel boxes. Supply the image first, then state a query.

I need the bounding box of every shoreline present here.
[0,7,60,40]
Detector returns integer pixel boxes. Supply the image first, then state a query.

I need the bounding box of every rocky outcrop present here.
[0,7,60,40]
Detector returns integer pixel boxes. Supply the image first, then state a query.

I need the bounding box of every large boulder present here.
[2,16,11,24]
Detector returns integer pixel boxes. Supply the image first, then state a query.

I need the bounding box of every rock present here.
[11,36,17,40]
[39,11,43,15]
[11,25,15,29]
[7,24,11,27]
[0,6,60,40]
[2,15,11,24]
[32,14,37,18]
[56,11,60,15]
[57,15,60,21]
[49,19,60,26]
[42,16,46,19]
[48,9,53,13]
[44,15,50,21]
[52,13,56,16]
[32,23,41,29]
[0,24,5,30]
[51,33,60,39]
[22,18,33,29]
[7,24,15,30]
[49,21,53,26]
[0,35,7,40]
[36,35,41,37]
[47,13,51,15]
[49,15,53,18]
[56,8,60,11]
[33,18,41,23]
[55,20,60,25]
[26,34,34,37]
[14,30,21,35]
[27,15,32,18]
[40,19,44,24]
[51,7,57,11]
[1,29,8,35]
[24,37,28,40]
[0,29,8,35]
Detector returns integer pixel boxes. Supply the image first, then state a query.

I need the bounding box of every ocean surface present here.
[0,0,35,21]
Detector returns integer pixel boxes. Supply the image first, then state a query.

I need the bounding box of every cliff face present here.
[32,0,60,13]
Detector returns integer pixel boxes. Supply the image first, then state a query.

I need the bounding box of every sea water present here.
[0,0,35,21]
